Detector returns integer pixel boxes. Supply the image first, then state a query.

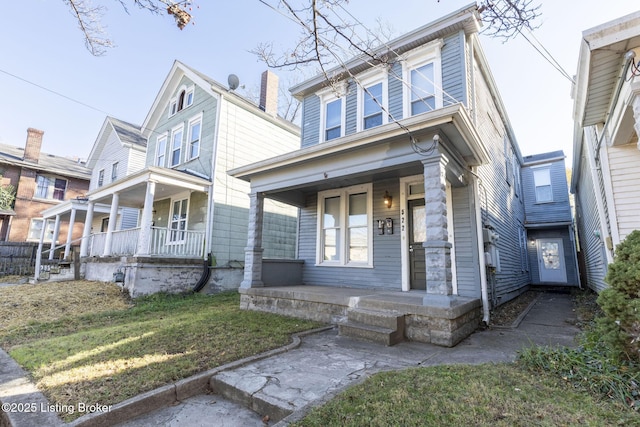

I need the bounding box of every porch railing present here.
[88,227,205,258]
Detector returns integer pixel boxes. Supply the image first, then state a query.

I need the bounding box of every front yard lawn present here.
[0,281,322,421]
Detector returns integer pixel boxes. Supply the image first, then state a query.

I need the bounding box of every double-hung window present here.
[171,126,183,167]
[317,184,372,267]
[363,82,384,129]
[357,69,388,131]
[156,135,167,167]
[35,175,66,201]
[111,162,118,182]
[27,218,55,242]
[533,167,552,202]
[187,115,202,161]
[403,40,443,117]
[97,169,104,187]
[319,85,346,143]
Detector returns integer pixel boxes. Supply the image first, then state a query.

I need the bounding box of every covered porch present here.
[230,104,491,346]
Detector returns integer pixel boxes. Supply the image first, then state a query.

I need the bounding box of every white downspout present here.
[205,92,223,259]
[473,172,490,323]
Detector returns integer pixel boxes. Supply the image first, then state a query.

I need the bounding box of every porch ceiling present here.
[85,166,211,208]
[230,104,486,207]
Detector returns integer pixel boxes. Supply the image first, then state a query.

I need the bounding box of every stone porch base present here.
[239,286,481,347]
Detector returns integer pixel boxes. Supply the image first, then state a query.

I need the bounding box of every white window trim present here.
[170,124,184,167]
[111,162,118,182]
[168,84,195,117]
[402,39,444,118]
[318,83,347,143]
[27,218,55,242]
[156,134,167,167]
[316,183,373,267]
[356,68,389,132]
[186,113,203,161]
[34,174,67,201]
[97,169,105,187]
[167,193,190,245]
[532,165,553,203]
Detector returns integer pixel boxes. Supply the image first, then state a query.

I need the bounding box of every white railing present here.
[149,227,205,258]
[88,227,205,258]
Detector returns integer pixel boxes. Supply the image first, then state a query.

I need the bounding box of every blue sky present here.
[1,1,638,162]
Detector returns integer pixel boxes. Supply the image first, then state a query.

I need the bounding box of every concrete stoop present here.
[338,308,405,346]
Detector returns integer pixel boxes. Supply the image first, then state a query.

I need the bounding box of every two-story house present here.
[230,4,532,347]
[42,61,301,296]
[521,151,579,287]
[36,117,147,270]
[571,11,640,293]
[0,128,90,244]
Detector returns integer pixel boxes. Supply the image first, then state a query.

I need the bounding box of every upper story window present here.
[402,40,443,118]
[317,183,373,267]
[319,84,347,143]
[171,125,184,167]
[35,175,66,201]
[533,167,552,202]
[111,162,118,182]
[357,69,388,131]
[187,115,202,161]
[97,169,104,187]
[156,135,167,167]
[169,85,195,117]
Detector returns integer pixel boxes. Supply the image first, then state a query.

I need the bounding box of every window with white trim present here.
[168,85,195,117]
[97,169,104,187]
[170,125,183,167]
[156,135,167,167]
[533,168,552,202]
[169,197,189,243]
[357,69,388,131]
[111,162,118,182]
[27,218,55,242]
[319,85,346,142]
[35,175,66,201]
[402,41,443,117]
[317,184,372,266]
[187,115,202,161]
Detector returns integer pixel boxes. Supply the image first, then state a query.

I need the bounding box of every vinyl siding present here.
[387,62,404,120]
[345,80,357,136]
[301,94,320,148]
[522,159,572,224]
[472,57,529,306]
[606,142,640,240]
[441,31,466,107]
[527,228,579,285]
[89,127,131,191]
[451,185,481,298]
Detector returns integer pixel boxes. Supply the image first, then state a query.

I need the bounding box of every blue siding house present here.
[229,5,541,347]
[521,151,579,287]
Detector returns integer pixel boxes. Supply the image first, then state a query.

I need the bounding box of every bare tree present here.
[63,0,195,56]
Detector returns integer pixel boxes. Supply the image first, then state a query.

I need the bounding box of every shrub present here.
[598,230,640,362]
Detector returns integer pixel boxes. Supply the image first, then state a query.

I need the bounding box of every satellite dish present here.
[228,74,240,91]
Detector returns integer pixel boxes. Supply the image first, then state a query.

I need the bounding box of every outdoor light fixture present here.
[383,191,393,208]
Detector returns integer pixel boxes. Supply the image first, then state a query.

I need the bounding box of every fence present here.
[0,242,76,278]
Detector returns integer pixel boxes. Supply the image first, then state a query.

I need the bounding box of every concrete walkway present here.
[0,292,580,427]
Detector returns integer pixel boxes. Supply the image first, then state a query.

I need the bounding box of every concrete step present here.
[338,321,404,346]
[347,308,405,330]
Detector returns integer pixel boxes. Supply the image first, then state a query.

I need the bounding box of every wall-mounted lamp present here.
[383,191,393,208]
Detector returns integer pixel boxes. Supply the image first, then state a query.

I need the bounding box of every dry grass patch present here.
[0,280,131,336]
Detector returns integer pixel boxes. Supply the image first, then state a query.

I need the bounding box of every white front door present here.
[537,238,567,283]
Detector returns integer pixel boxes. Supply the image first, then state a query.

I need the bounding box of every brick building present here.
[0,128,91,242]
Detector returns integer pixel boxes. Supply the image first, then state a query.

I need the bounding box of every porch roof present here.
[229,104,487,207]
[40,200,111,221]
[85,166,212,208]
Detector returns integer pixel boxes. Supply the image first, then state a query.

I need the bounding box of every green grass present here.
[293,364,637,427]
[0,289,322,421]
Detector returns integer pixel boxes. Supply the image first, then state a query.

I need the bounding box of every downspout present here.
[194,92,223,293]
[472,171,490,324]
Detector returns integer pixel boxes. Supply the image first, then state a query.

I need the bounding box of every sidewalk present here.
[0,291,580,427]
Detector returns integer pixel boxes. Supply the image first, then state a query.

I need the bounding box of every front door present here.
[537,238,567,283]
[408,199,426,290]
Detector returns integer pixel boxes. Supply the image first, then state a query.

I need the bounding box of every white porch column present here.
[34,217,48,281]
[64,207,77,259]
[48,215,61,260]
[240,192,265,289]
[103,192,119,257]
[80,201,95,257]
[422,154,454,305]
[136,180,156,256]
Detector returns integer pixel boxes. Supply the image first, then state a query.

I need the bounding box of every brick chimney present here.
[259,70,279,117]
[24,128,44,163]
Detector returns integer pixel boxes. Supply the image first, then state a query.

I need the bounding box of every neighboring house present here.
[39,61,300,296]
[570,11,640,293]
[230,5,536,346]
[521,151,579,287]
[0,128,90,243]
[37,117,147,264]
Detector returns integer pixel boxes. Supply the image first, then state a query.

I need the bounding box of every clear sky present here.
[0,1,638,163]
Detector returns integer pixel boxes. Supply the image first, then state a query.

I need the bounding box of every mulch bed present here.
[489,290,540,327]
